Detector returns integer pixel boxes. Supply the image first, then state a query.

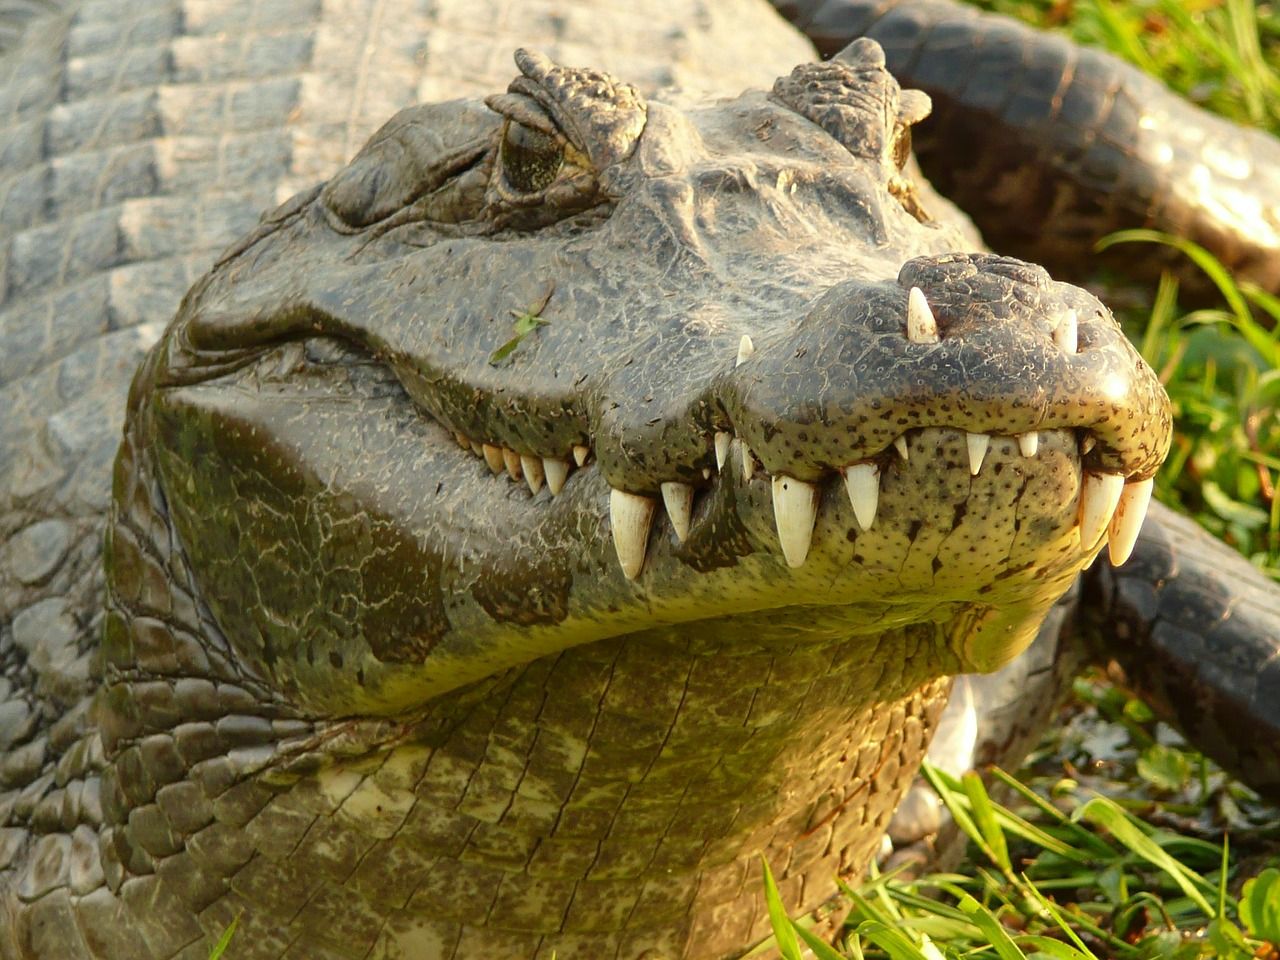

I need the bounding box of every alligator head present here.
[102,41,1170,958]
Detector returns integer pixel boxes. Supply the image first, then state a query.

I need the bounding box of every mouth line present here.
[444,415,1152,581]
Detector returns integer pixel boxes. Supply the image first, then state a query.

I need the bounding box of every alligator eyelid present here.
[485,93,563,140]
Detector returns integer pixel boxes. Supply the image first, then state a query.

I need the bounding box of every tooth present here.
[893,436,910,461]
[740,441,755,481]
[503,448,523,480]
[521,455,544,494]
[702,467,712,480]
[715,432,731,470]
[610,488,656,579]
[966,432,990,475]
[842,462,879,531]
[454,431,471,450]
[771,475,819,568]
[1017,432,1039,457]
[1107,478,1153,566]
[660,481,695,542]
[736,334,755,366]
[543,458,570,495]
[1078,472,1125,549]
[1055,308,1078,353]
[469,440,483,457]
[482,444,505,474]
[906,287,939,344]
[1081,434,1097,455]
[572,445,590,467]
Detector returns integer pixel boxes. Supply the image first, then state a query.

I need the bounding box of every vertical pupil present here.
[501,122,562,193]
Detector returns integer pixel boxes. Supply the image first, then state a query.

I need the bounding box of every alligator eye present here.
[500,121,563,193]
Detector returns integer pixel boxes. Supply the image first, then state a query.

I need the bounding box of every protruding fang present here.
[573,445,590,467]
[966,432,990,475]
[715,432,731,470]
[736,334,755,366]
[544,458,570,496]
[482,444,505,474]
[609,488,656,579]
[771,475,819,568]
[740,441,756,481]
[1107,478,1154,566]
[503,448,523,480]
[1081,434,1097,455]
[907,286,939,344]
[661,482,695,542]
[893,436,910,461]
[1054,308,1078,353]
[1017,432,1039,458]
[1078,472,1125,548]
[842,463,879,531]
[521,455,545,494]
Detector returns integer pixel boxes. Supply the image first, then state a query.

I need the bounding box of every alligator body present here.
[0,2,1277,959]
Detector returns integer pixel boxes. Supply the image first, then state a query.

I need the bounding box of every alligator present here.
[1,1,1278,959]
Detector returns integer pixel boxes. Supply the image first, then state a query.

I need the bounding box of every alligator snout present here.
[665,251,1167,576]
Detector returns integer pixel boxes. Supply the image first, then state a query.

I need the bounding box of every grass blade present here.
[209,918,239,960]
[760,857,804,960]
[1078,797,1217,917]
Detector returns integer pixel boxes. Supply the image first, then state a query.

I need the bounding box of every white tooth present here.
[702,467,712,480]
[715,432,731,470]
[893,435,910,461]
[1078,472,1125,549]
[660,481,695,542]
[502,448,523,481]
[966,432,990,475]
[1017,432,1039,457]
[543,458,570,496]
[1081,434,1097,455]
[740,441,755,481]
[771,475,819,568]
[1055,308,1078,353]
[469,440,483,457]
[906,286,939,344]
[842,462,879,531]
[1107,478,1153,566]
[482,444,505,474]
[736,334,755,366]
[572,444,590,467]
[521,455,545,494]
[609,488,656,580]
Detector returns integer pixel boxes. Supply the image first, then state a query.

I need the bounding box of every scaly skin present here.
[3,0,1278,957]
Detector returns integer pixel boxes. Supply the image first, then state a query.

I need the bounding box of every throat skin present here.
[318,621,952,960]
